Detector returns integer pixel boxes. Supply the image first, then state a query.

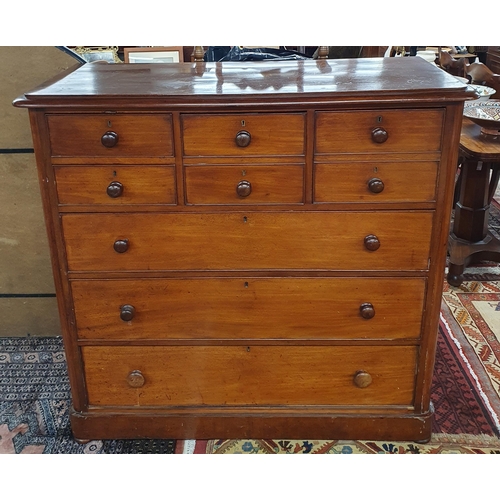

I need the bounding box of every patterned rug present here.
[0,336,175,454]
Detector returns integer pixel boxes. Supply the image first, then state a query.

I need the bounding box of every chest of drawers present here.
[14,57,468,442]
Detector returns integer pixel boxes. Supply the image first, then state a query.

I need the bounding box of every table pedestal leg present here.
[447,160,500,286]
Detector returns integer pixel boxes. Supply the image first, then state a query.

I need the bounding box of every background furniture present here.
[447,119,500,286]
[15,57,467,442]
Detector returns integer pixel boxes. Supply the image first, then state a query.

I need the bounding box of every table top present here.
[460,118,500,161]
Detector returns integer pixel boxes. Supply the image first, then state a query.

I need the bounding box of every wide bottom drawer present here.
[82,345,417,407]
[72,277,426,340]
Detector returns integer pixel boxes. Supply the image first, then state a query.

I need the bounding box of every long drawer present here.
[47,114,174,158]
[82,345,417,407]
[55,166,176,205]
[182,113,305,157]
[315,109,444,153]
[71,277,426,340]
[61,211,434,271]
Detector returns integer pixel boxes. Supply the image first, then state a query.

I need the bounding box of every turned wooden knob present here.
[120,304,135,321]
[235,130,251,147]
[106,181,123,198]
[127,370,145,388]
[113,239,129,253]
[371,127,388,144]
[101,131,119,148]
[353,371,372,388]
[359,302,375,319]
[368,178,384,194]
[364,234,380,251]
[236,180,252,197]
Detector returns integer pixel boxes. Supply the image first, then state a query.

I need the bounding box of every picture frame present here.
[72,46,122,63]
[124,46,184,64]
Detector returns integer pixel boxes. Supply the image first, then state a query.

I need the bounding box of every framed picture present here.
[72,46,122,63]
[124,46,184,64]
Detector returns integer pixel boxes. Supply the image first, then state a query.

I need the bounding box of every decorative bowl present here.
[466,84,496,100]
[463,99,500,135]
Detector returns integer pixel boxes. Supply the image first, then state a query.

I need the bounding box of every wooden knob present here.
[113,239,129,253]
[107,181,123,198]
[353,371,372,388]
[359,302,375,319]
[371,127,388,144]
[364,234,380,251]
[235,130,251,147]
[101,131,119,148]
[120,304,135,322]
[368,178,384,194]
[127,370,145,388]
[236,180,252,197]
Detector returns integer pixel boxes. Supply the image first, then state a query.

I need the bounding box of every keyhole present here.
[113,170,117,177]
[374,167,378,173]
[244,282,249,288]
[243,216,247,223]
[107,120,112,128]
[377,116,382,123]
[246,346,250,352]
[241,120,245,127]
[242,170,246,176]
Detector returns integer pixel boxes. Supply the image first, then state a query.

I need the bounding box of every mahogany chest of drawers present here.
[15,57,468,442]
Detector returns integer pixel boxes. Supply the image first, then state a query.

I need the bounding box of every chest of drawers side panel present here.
[27,109,88,411]
[412,103,465,411]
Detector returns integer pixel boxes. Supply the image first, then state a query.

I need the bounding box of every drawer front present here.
[48,114,174,157]
[185,165,304,205]
[55,166,176,205]
[71,277,426,340]
[315,109,444,153]
[62,211,433,271]
[314,162,438,203]
[82,345,417,407]
[182,113,305,156]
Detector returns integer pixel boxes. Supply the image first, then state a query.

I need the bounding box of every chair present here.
[466,62,500,96]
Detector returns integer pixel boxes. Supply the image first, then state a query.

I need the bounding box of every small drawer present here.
[182,113,305,157]
[82,345,417,407]
[314,162,438,203]
[47,114,174,158]
[61,211,433,272]
[315,109,444,154]
[71,277,426,341]
[55,166,176,205]
[185,165,304,205]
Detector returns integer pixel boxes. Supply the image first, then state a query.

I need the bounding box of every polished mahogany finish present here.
[14,57,468,442]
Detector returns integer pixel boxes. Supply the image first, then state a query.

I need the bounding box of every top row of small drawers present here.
[47,110,444,158]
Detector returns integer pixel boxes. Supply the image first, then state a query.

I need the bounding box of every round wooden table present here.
[447,118,500,286]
